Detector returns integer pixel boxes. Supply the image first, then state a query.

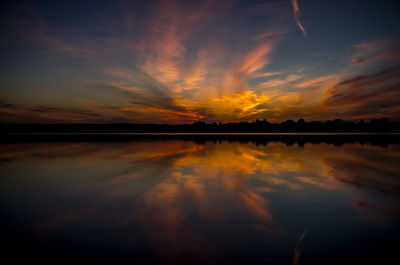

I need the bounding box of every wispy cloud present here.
[1,4,95,57]
[290,0,307,36]
[351,39,400,65]
[295,75,335,88]
[0,100,107,123]
[325,65,400,107]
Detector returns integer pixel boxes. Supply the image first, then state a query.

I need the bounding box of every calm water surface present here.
[1,139,399,264]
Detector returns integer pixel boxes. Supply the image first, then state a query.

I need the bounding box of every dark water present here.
[1,138,399,264]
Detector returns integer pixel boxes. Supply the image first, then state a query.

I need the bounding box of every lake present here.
[1,136,399,264]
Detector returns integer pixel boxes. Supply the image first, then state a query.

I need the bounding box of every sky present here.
[1,0,399,123]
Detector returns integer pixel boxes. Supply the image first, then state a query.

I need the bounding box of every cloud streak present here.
[325,66,400,112]
[352,39,400,65]
[290,0,307,36]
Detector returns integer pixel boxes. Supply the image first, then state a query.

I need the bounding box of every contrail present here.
[292,229,307,265]
[290,0,307,36]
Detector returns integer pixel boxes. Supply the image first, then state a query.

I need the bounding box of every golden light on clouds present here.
[1,0,399,123]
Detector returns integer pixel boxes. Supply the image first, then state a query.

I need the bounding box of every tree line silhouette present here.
[1,117,400,133]
[2,133,399,148]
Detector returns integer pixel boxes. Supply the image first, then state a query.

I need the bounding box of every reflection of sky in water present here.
[1,141,399,264]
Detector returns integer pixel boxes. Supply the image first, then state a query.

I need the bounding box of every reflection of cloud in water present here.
[293,229,307,265]
[353,199,400,224]
[1,140,399,263]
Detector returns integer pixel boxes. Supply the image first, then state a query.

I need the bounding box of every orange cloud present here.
[137,0,216,87]
[221,41,279,94]
[295,75,335,88]
[239,44,274,76]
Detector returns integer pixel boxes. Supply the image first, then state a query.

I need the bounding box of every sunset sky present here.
[1,0,399,123]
